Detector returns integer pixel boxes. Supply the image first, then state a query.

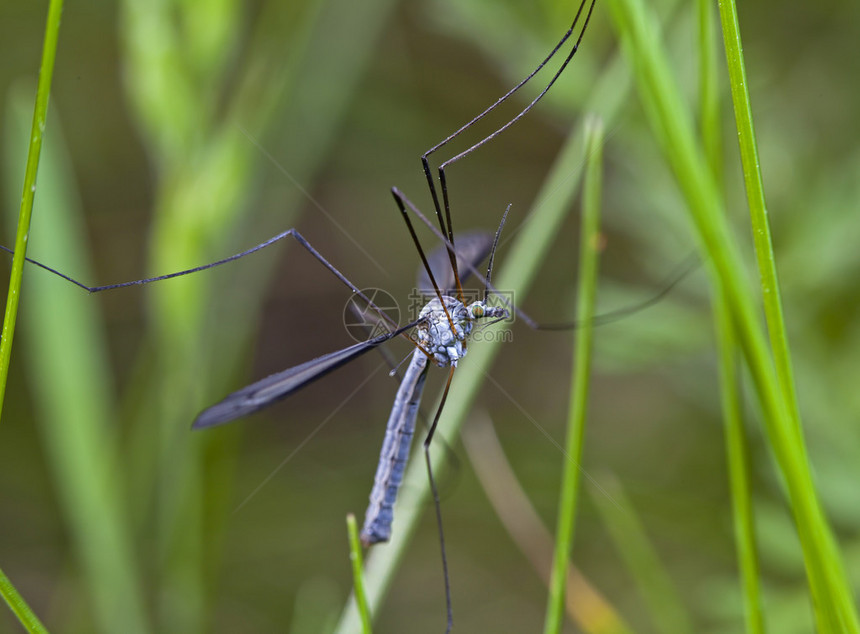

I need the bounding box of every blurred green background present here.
[1,0,859,632]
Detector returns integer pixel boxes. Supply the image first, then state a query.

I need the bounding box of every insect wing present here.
[416,231,493,295]
[192,319,421,429]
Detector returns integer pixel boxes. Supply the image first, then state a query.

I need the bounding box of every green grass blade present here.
[543,114,604,634]
[716,298,766,633]
[590,475,693,634]
[715,0,802,440]
[697,4,765,630]
[606,0,858,628]
[0,0,63,421]
[0,565,48,633]
[3,88,150,634]
[346,514,373,634]
[697,0,723,185]
[717,0,857,624]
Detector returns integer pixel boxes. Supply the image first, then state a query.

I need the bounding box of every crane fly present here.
[192,211,512,547]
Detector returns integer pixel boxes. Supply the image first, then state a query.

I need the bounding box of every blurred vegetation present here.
[1,0,859,632]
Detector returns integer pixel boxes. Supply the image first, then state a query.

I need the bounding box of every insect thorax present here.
[416,295,507,367]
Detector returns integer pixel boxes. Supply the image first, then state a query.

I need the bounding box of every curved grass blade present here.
[0,0,63,421]
[0,566,48,634]
[346,514,373,634]
[716,0,802,438]
[543,114,604,634]
[715,298,766,633]
[606,0,859,628]
[696,4,765,630]
[0,4,64,630]
[3,89,149,634]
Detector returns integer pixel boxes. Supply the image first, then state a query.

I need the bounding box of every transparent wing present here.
[416,231,493,295]
[192,318,421,429]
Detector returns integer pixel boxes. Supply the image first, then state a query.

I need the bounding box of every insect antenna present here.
[484,203,512,303]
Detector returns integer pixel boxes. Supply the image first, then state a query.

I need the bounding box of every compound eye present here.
[471,304,484,318]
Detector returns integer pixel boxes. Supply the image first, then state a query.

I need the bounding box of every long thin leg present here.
[423,365,456,634]
[421,0,594,170]
[1,234,295,293]
[1,230,430,347]
[390,189,458,335]
[420,0,597,304]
